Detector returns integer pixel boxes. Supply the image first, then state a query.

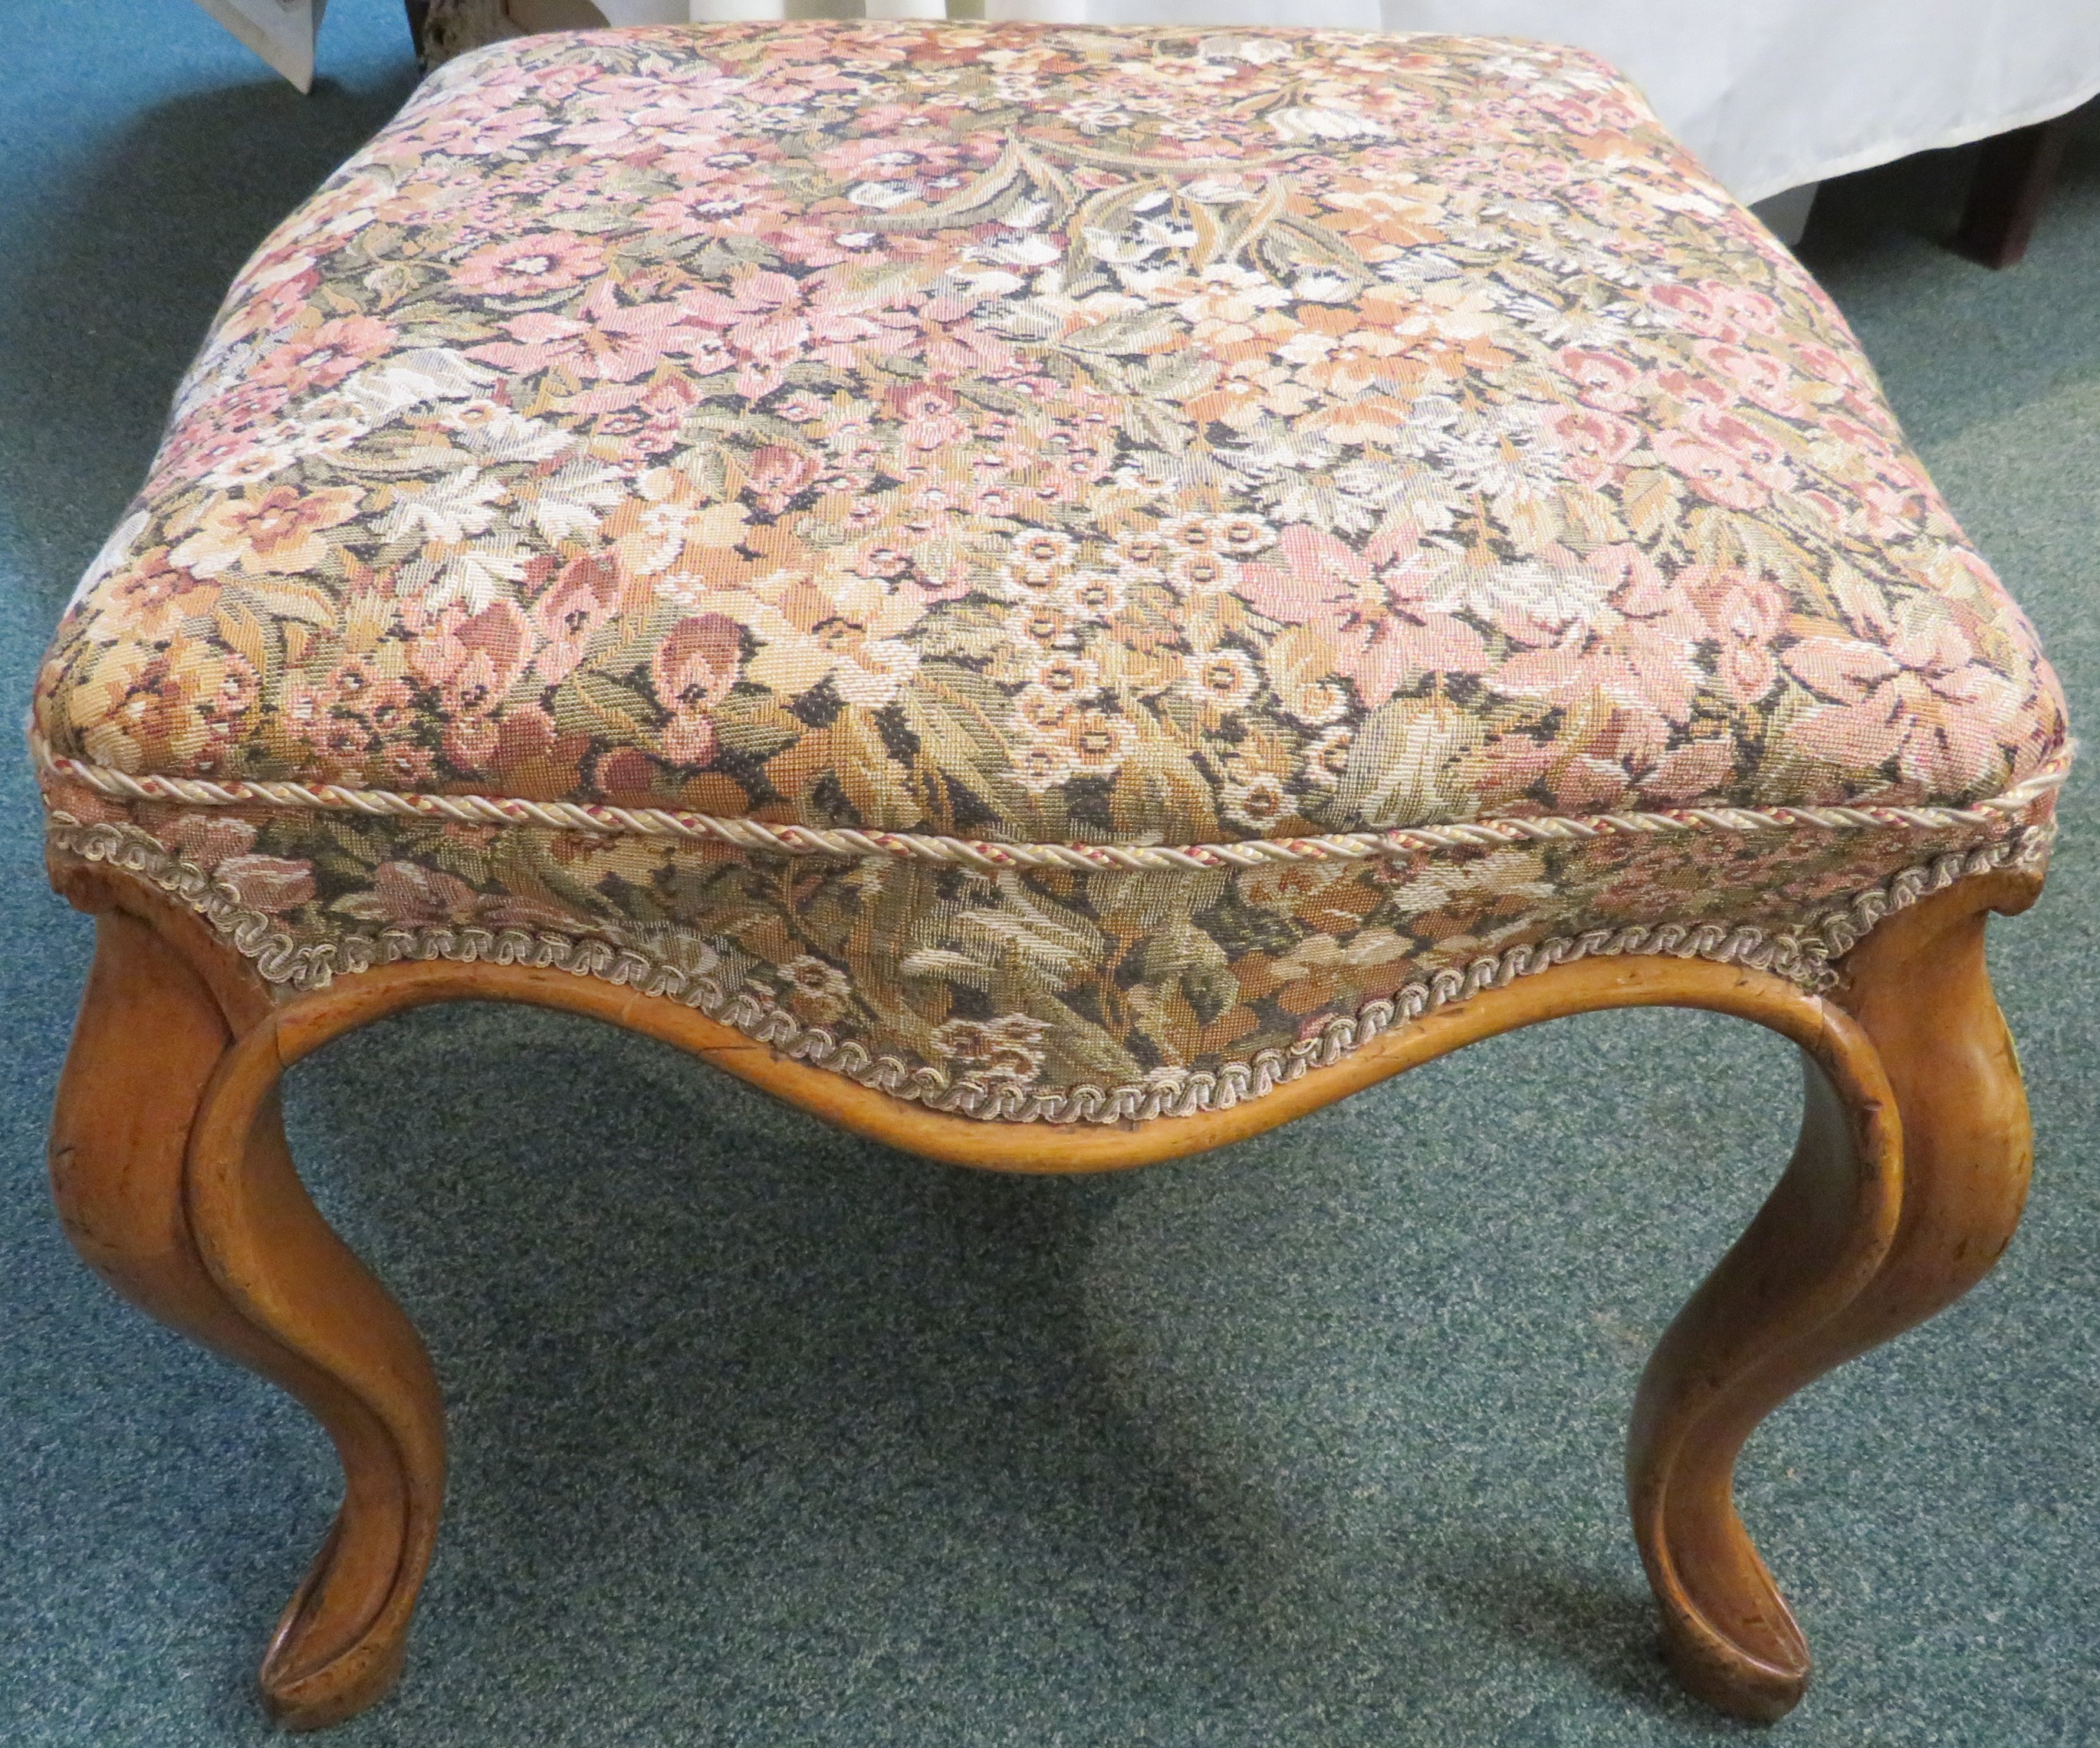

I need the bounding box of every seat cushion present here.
[37,21,2069,1122]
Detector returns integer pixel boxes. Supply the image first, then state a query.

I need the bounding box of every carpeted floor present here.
[2,5,2095,1743]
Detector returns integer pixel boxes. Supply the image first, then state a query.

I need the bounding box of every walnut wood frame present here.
[46,849,2042,1730]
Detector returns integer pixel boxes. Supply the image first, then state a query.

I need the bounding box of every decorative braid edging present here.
[44,811,2052,1126]
[32,734,2071,875]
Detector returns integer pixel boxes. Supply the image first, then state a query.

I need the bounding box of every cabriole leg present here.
[50,892,446,1730]
[1627,872,2039,1719]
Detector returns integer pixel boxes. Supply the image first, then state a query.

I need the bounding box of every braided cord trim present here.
[32,734,2071,873]
[45,811,2053,1126]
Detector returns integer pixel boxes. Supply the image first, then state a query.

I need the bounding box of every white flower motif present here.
[1012,737,1074,793]
[974,234,1062,268]
[1210,514,1276,556]
[1183,647,1260,711]
[1183,178,1257,204]
[1059,570,1126,620]
[202,440,303,491]
[1221,773,1294,831]
[522,458,624,544]
[1267,105,1391,143]
[340,347,496,423]
[847,181,918,211]
[1301,724,1355,787]
[781,955,852,1002]
[1201,35,1296,65]
[376,467,508,546]
[425,541,531,614]
[1292,273,1359,303]
[449,400,570,462]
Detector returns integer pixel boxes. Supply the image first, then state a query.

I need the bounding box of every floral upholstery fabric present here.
[35,22,2069,1122]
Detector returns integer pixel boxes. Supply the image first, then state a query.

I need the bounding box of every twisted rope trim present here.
[45,810,2052,1126]
[32,734,2071,874]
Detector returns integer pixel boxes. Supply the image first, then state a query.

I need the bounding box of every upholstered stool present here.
[36,21,2070,1729]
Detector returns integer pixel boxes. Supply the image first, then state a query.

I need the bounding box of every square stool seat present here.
[32,21,2072,1730]
[35,22,2068,1121]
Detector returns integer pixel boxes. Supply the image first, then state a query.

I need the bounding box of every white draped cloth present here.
[594,0,2100,203]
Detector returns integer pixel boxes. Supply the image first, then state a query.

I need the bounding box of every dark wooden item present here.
[405,0,608,71]
[1958,117,2071,268]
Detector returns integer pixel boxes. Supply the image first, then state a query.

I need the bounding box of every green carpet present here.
[1,6,2094,1741]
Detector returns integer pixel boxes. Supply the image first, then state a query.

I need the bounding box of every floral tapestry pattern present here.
[35,21,2065,834]
[38,775,2058,1122]
[35,21,2069,1120]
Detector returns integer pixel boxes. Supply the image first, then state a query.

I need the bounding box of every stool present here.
[34,21,2071,1729]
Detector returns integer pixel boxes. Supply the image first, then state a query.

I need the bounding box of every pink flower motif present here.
[1815,411,1888,455]
[1690,407,1796,491]
[465,310,594,375]
[1684,565,1788,705]
[1552,406,1641,487]
[883,381,968,452]
[252,316,397,395]
[217,854,317,915]
[1784,491,1842,537]
[1853,475,1932,540]
[1707,284,1785,338]
[656,268,888,399]
[169,813,258,868]
[1649,282,1743,343]
[1642,738,1739,801]
[525,554,623,684]
[406,107,555,156]
[453,232,606,297]
[916,316,1019,380]
[769,219,858,269]
[1556,347,1645,414]
[1648,426,1765,511]
[651,613,742,765]
[1793,340,1876,398]
[1692,340,1807,419]
[336,861,577,931]
[587,297,735,382]
[1649,406,1794,511]
[412,601,533,770]
[745,444,822,514]
[1647,366,1732,409]
[1237,525,1487,710]
[469,284,732,383]
[1780,584,2027,797]
[1488,544,1704,733]
[169,485,362,577]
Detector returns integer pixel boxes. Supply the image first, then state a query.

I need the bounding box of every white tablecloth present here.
[594,0,2100,203]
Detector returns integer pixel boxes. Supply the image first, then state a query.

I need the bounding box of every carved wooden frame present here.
[46,849,2042,1730]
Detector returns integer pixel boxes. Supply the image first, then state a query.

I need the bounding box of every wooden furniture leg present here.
[1628,871,2039,1719]
[49,888,446,1731]
[48,851,2037,1728]
[1957,117,2070,268]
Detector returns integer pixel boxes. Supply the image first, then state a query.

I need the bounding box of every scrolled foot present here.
[257,1513,412,1730]
[49,871,445,1731]
[1628,1042,1900,1721]
[1628,870,2042,1720]
[186,1036,447,1731]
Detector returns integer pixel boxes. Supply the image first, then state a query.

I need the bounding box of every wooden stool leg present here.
[188,1030,448,1730]
[51,909,302,1387]
[50,904,446,1730]
[1626,871,2038,1720]
[1819,872,2040,1352]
